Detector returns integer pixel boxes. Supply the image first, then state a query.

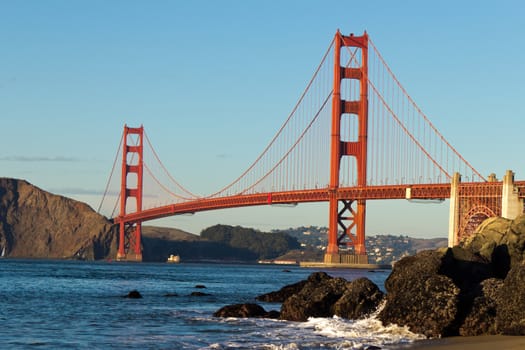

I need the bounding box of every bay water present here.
[0,259,424,349]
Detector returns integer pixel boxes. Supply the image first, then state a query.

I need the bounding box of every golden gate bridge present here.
[98,31,525,263]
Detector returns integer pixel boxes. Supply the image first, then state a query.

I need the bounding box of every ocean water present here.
[0,260,424,349]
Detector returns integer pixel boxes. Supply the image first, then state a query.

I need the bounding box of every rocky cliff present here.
[0,178,117,260]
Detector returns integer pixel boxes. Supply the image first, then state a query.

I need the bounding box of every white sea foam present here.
[279,302,425,349]
[304,316,425,347]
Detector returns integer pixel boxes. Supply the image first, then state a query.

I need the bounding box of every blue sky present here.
[1,0,524,237]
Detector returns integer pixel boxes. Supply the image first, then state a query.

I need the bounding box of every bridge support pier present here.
[449,170,524,247]
[448,172,461,247]
[502,170,524,220]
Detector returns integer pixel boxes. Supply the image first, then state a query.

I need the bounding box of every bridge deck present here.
[114,181,525,224]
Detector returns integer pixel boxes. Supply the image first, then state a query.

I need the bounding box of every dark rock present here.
[125,290,142,299]
[440,246,493,291]
[256,279,307,303]
[164,293,179,297]
[194,284,206,289]
[280,272,350,321]
[333,277,384,319]
[190,291,211,297]
[496,261,525,335]
[378,250,461,338]
[213,303,271,318]
[459,278,503,336]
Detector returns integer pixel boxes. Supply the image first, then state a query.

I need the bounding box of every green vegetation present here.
[201,224,301,260]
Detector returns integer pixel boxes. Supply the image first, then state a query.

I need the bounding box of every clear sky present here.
[1,0,524,238]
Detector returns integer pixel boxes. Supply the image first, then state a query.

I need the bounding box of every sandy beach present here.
[393,335,525,350]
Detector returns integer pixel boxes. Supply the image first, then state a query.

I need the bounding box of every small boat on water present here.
[167,254,180,263]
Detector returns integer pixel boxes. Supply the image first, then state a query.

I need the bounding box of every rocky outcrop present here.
[215,272,383,322]
[0,178,117,260]
[379,214,525,338]
[378,250,461,337]
[277,272,383,322]
[280,272,349,321]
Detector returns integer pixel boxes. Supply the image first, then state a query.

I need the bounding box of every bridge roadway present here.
[114,181,525,224]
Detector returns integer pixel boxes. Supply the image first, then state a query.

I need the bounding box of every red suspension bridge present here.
[99,31,525,263]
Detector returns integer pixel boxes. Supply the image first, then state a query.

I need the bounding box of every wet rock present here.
[378,250,461,338]
[194,284,206,289]
[496,261,525,335]
[333,277,384,320]
[213,303,278,319]
[280,272,351,321]
[164,292,179,297]
[190,291,211,297]
[440,246,493,291]
[256,279,307,303]
[125,290,142,299]
[459,278,503,336]
[257,272,384,322]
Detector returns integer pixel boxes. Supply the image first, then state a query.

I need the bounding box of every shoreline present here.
[392,335,525,350]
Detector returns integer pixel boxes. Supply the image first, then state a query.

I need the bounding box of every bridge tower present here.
[325,31,369,265]
[117,125,144,262]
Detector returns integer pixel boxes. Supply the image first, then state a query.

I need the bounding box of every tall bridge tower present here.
[117,125,144,262]
[325,31,369,264]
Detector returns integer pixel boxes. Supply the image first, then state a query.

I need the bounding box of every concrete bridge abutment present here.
[502,170,524,220]
[448,169,524,247]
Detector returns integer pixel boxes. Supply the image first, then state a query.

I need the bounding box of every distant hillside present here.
[141,225,263,262]
[0,178,117,260]
[142,226,200,241]
[201,224,301,260]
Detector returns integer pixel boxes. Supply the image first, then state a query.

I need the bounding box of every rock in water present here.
[213,303,273,318]
[496,261,525,335]
[280,272,348,321]
[333,277,384,320]
[378,250,461,338]
[125,290,142,299]
[0,178,117,260]
[279,272,383,322]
